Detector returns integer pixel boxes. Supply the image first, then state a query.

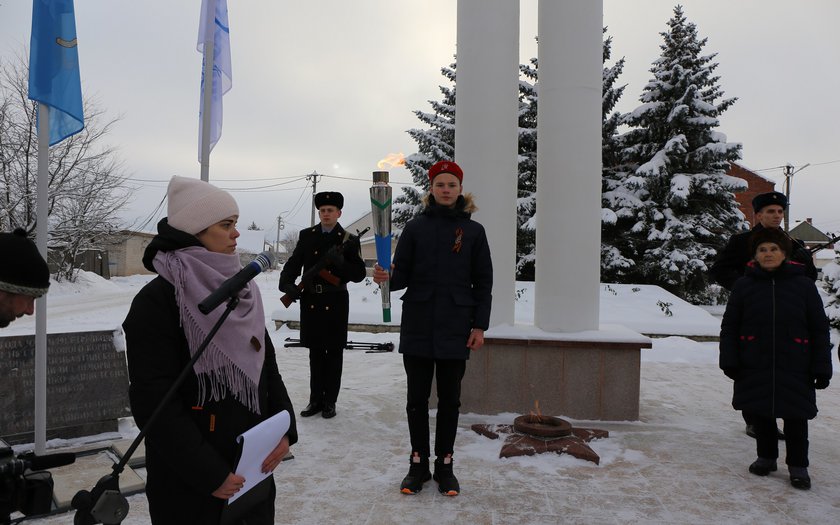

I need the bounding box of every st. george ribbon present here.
[370,170,392,322]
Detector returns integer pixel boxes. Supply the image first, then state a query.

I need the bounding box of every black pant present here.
[748,413,809,467]
[403,354,466,458]
[308,347,344,404]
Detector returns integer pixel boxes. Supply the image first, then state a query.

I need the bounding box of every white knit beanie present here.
[166,176,239,235]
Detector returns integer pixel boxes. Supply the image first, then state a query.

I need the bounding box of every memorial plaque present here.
[0,330,131,444]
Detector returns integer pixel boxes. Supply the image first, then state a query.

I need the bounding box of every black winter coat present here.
[124,219,298,525]
[710,224,817,290]
[278,223,366,349]
[719,261,832,419]
[391,194,493,360]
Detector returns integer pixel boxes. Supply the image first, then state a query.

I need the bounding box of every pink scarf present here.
[154,246,265,414]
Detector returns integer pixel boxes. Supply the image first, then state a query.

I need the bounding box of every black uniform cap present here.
[314,192,344,210]
[752,191,787,212]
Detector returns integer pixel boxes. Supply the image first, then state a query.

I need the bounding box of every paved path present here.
[23,338,840,524]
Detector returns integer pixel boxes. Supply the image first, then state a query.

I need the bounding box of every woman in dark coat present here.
[374,160,493,497]
[123,176,297,524]
[719,227,831,490]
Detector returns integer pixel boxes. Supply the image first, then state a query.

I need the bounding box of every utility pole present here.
[306,171,321,227]
[783,164,793,233]
[783,163,811,233]
[275,215,284,266]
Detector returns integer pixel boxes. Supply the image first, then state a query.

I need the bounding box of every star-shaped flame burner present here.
[471,415,608,465]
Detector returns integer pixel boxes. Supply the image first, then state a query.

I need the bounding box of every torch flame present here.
[377,152,406,169]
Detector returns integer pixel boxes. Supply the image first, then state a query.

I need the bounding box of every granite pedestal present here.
[461,328,651,421]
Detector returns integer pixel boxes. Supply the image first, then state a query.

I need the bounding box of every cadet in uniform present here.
[279,192,366,419]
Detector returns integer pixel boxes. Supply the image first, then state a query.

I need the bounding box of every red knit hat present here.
[428,160,463,183]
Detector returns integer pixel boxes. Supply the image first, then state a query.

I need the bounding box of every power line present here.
[755,159,840,173]
[319,173,415,186]
[808,159,840,168]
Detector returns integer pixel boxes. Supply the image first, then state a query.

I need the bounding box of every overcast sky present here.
[1,1,838,242]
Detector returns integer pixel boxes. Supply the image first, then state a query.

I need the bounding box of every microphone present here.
[0,452,76,475]
[198,251,274,314]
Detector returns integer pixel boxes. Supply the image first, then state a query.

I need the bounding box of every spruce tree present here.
[821,257,840,334]
[394,62,456,231]
[517,56,538,280]
[397,58,537,281]
[614,5,745,302]
[600,28,634,283]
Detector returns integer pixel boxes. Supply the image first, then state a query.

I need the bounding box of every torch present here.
[370,170,392,322]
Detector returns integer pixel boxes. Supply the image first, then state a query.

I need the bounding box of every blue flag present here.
[28,0,84,146]
[198,0,232,161]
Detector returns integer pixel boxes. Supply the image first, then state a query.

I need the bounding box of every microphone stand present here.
[73,296,241,525]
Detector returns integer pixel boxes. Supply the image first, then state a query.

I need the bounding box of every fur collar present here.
[421,192,477,214]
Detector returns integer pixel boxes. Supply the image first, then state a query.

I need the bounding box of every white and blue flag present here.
[198,0,232,161]
[28,0,84,146]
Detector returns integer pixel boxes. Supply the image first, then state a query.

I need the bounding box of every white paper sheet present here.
[228,409,290,503]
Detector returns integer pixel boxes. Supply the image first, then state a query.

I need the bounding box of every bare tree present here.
[280,229,299,255]
[0,50,131,281]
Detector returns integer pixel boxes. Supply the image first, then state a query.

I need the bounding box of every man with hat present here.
[0,228,50,329]
[711,191,817,290]
[710,190,817,439]
[279,191,366,419]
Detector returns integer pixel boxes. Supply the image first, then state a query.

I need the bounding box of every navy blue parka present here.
[390,194,492,360]
[719,260,832,419]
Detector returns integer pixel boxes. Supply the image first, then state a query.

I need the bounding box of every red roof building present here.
[727,162,776,227]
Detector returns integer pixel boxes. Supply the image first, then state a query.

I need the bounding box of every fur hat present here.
[752,191,787,213]
[428,160,463,183]
[0,228,50,297]
[314,191,344,210]
[166,176,239,235]
[750,227,792,256]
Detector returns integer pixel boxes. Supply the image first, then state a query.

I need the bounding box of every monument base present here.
[0,330,131,445]
[462,327,651,421]
[3,421,119,446]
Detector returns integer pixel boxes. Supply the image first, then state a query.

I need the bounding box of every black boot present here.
[399,452,430,495]
[748,457,778,476]
[321,402,336,419]
[300,401,323,417]
[433,454,460,496]
[789,467,811,490]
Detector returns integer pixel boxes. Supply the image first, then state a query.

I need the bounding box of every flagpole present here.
[35,103,50,455]
[199,0,215,182]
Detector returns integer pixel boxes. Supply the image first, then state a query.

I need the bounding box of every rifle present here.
[807,233,840,255]
[279,226,369,308]
[284,337,394,353]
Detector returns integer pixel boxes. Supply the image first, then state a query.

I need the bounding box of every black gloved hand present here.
[723,368,739,381]
[814,376,830,390]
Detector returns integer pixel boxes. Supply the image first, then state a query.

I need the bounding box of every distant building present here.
[106,230,156,277]
[342,211,397,274]
[237,229,278,267]
[789,218,832,250]
[789,218,834,275]
[727,162,775,227]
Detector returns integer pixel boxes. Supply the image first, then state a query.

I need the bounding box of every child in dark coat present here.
[374,160,493,497]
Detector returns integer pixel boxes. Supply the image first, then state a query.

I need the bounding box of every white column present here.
[456,0,520,327]
[535,0,602,332]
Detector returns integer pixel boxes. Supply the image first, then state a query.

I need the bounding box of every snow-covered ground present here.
[5,271,839,524]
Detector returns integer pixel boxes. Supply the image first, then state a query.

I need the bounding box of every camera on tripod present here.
[0,438,76,524]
